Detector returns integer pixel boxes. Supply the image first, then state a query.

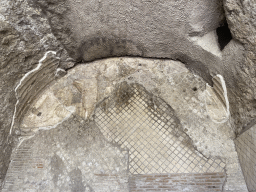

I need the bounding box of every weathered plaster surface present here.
[3,115,129,192]
[29,0,225,62]
[4,57,247,191]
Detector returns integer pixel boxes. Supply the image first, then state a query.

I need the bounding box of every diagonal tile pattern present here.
[235,127,256,192]
[95,82,225,174]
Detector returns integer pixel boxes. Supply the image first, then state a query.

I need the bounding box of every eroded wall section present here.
[2,58,247,191]
[3,116,129,192]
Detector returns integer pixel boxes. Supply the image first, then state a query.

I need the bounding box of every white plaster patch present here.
[38,108,74,131]
[217,74,230,115]
[190,30,222,57]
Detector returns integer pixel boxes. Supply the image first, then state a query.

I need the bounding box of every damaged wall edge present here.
[9,51,60,135]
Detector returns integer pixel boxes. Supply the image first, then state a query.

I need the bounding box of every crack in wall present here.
[222,167,228,192]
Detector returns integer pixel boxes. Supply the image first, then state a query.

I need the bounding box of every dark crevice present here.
[216,21,232,51]
[192,87,197,92]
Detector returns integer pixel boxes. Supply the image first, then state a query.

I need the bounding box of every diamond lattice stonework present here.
[95,82,225,174]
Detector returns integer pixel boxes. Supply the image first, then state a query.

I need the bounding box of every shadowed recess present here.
[216,21,232,50]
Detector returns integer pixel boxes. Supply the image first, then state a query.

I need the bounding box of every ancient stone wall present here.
[129,173,226,192]
[1,0,256,191]
[1,58,247,191]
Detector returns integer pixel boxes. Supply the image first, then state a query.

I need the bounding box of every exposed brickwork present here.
[129,173,226,192]
[94,174,129,192]
[2,118,129,192]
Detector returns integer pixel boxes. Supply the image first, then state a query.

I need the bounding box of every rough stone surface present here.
[26,0,235,95]
[224,0,256,134]
[0,0,74,186]
[28,0,225,62]
[3,0,250,137]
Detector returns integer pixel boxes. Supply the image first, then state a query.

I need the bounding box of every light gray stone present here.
[28,0,225,81]
[224,0,256,134]
[0,0,73,185]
